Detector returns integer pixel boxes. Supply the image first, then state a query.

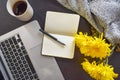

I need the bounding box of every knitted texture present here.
[57,0,120,45]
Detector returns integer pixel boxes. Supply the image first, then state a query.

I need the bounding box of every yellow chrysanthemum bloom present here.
[81,60,118,80]
[75,32,111,59]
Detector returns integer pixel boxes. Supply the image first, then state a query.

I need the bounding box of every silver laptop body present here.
[0,20,64,80]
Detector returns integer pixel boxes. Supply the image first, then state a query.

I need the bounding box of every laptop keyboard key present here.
[1,42,5,47]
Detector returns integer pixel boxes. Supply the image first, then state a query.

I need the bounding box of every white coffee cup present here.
[6,0,34,21]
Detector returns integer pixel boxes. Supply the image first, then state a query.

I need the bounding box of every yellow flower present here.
[81,59,118,80]
[75,32,111,59]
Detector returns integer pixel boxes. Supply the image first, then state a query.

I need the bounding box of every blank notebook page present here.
[42,11,80,59]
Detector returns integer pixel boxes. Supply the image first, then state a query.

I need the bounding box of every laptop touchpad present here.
[20,21,43,49]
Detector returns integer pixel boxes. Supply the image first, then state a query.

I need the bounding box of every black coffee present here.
[13,1,27,15]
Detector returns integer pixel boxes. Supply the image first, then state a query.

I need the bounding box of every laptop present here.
[0,20,64,80]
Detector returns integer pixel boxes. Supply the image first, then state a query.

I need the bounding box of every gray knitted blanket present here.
[57,0,120,45]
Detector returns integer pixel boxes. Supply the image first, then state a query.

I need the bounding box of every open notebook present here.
[42,11,80,59]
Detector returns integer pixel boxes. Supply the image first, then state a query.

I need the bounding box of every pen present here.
[39,29,65,46]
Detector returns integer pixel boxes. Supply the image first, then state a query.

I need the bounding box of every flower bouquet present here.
[75,32,118,80]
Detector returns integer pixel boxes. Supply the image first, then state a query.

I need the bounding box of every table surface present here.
[0,0,120,80]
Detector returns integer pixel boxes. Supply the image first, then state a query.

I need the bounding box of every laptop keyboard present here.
[0,34,39,80]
